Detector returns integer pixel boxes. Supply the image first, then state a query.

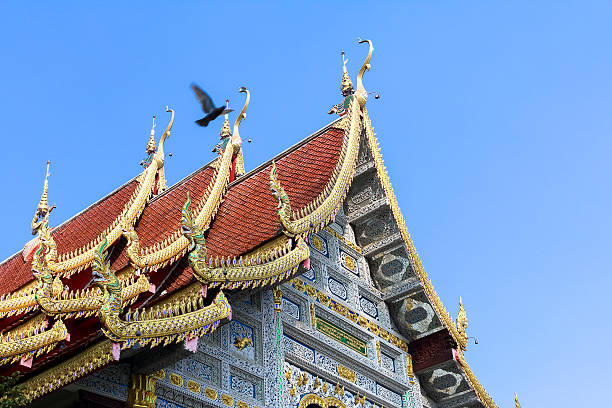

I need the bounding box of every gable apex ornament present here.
[31,161,55,236]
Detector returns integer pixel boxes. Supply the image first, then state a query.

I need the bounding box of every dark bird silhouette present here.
[191,84,233,127]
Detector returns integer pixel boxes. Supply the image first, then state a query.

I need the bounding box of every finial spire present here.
[515,392,521,408]
[146,116,157,154]
[38,161,51,213]
[340,51,353,95]
[219,99,232,139]
[32,161,54,235]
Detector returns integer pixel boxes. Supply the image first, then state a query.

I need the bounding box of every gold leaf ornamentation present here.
[336,364,356,383]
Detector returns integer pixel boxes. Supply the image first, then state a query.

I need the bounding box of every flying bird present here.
[191,83,233,127]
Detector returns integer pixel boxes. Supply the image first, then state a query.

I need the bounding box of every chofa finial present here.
[355,38,374,108]
[514,392,521,408]
[232,87,250,146]
[146,115,157,154]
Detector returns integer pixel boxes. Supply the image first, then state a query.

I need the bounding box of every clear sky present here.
[1,2,611,407]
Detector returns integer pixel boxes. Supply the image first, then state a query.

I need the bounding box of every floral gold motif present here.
[169,373,183,387]
[204,387,218,400]
[336,364,356,383]
[221,393,234,406]
[290,278,408,351]
[187,380,200,394]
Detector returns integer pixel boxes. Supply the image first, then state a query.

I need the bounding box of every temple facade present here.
[0,40,509,408]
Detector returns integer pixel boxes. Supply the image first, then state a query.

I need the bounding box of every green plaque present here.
[315,316,367,356]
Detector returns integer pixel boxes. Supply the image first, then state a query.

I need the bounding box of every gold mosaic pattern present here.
[169,373,183,387]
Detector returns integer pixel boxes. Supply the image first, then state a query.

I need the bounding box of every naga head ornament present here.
[31,245,46,280]
[180,192,197,249]
[91,235,110,286]
[154,107,174,166]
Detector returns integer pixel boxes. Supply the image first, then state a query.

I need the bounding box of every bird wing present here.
[191,83,215,113]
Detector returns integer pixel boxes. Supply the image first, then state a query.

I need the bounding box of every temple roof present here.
[0,41,502,407]
[0,178,139,294]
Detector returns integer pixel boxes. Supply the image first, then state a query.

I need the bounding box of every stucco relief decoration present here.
[281,297,301,320]
[230,320,255,359]
[284,335,316,363]
[328,277,348,300]
[230,374,256,399]
[359,296,378,319]
[380,352,395,372]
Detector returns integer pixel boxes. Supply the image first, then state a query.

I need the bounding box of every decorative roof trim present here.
[181,190,310,291]
[23,339,114,400]
[0,288,38,318]
[362,108,497,407]
[92,238,231,350]
[269,97,361,236]
[121,140,235,270]
[41,111,175,276]
[0,319,68,366]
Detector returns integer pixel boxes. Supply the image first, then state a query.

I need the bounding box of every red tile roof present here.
[206,126,345,258]
[0,179,139,294]
[0,119,346,380]
[163,124,345,294]
[0,121,344,299]
[111,165,217,271]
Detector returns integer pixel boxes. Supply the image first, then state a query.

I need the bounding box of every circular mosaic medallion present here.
[343,254,356,271]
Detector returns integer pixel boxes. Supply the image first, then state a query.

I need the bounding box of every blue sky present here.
[1,2,611,407]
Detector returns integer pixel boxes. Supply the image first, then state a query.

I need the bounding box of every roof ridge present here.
[0,173,141,269]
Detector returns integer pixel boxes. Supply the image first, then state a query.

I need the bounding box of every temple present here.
[0,40,508,408]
